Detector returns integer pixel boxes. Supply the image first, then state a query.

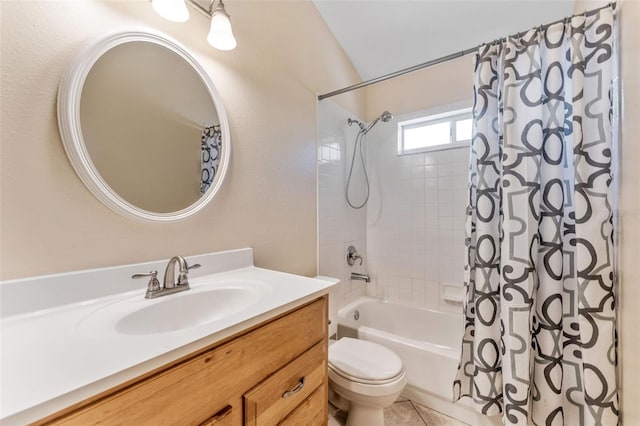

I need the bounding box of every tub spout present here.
[350,272,370,283]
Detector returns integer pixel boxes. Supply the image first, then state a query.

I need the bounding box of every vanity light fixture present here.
[206,1,237,50]
[151,0,190,23]
[151,0,237,51]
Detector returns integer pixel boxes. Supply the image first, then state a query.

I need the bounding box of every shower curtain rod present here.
[317,2,616,101]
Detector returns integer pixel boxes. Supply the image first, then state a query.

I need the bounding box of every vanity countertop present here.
[0,248,337,425]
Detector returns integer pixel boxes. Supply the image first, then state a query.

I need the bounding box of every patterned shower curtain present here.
[200,124,222,194]
[453,6,618,425]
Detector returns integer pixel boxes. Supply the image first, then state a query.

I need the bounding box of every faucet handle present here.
[347,245,363,266]
[186,262,201,272]
[177,262,201,286]
[132,270,161,293]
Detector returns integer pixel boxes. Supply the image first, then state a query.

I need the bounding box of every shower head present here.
[363,110,394,134]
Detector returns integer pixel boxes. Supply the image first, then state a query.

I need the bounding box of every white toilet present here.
[328,337,407,426]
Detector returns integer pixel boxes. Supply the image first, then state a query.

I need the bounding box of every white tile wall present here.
[317,100,369,307]
[365,115,469,314]
[318,102,470,316]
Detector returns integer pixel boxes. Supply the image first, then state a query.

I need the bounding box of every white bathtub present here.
[337,297,500,426]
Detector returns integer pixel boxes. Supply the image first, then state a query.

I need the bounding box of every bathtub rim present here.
[337,296,463,348]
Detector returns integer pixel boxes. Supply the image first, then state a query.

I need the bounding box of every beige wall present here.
[574,1,640,422]
[0,0,364,280]
[616,1,640,423]
[364,55,473,121]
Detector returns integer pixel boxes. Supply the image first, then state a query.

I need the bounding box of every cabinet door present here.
[244,342,326,426]
[279,385,326,426]
[42,297,327,426]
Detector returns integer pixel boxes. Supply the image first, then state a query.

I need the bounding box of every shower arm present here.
[348,118,365,132]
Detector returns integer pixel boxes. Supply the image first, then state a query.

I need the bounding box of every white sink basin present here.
[117,287,262,335]
[78,280,269,336]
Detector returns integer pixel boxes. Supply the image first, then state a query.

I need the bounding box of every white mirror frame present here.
[57,29,231,223]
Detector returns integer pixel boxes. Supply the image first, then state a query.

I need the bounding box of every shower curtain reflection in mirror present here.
[200,124,222,194]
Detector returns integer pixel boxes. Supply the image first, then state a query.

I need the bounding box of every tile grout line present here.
[409,401,429,425]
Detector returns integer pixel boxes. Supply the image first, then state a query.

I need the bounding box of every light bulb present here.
[152,0,190,23]
[207,3,237,51]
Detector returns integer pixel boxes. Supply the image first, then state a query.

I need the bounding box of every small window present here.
[398,108,472,155]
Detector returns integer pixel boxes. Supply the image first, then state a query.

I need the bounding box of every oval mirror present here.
[57,29,230,222]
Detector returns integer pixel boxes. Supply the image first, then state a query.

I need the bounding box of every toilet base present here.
[346,404,385,426]
[329,371,406,426]
[329,387,350,412]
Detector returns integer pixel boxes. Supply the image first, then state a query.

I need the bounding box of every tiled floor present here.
[328,397,469,426]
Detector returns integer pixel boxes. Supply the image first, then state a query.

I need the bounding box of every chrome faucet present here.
[132,256,200,299]
[164,256,195,289]
[350,272,370,283]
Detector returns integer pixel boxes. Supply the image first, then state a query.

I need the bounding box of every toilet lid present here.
[329,338,403,382]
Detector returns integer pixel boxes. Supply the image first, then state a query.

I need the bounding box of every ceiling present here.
[312,0,575,81]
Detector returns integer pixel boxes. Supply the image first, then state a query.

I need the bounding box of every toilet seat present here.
[328,337,404,385]
[328,365,406,399]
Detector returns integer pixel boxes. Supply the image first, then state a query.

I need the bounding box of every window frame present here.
[397,107,472,155]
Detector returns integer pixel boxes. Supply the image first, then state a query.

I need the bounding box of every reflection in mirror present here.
[57,30,230,222]
[80,41,219,213]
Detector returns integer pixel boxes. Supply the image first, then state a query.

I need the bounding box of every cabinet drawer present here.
[42,297,327,426]
[244,341,326,426]
[279,385,326,426]
[199,404,235,426]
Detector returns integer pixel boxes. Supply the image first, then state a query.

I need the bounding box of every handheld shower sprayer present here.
[345,110,394,209]
[347,111,393,135]
[380,110,393,122]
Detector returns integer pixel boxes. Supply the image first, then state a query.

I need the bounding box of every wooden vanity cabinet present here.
[38,296,328,426]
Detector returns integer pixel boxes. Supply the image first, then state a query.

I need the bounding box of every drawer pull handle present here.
[282,377,305,398]
[200,404,232,426]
